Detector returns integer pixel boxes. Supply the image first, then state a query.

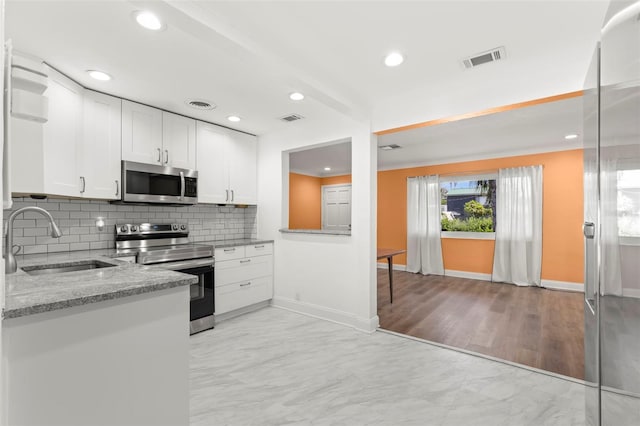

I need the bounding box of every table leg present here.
[387,256,393,303]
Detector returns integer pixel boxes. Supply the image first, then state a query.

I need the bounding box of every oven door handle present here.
[150,258,214,271]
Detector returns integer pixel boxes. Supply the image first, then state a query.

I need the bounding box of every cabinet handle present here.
[157,148,162,163]
[240,259,251,264]
[115,180,119,197]
[225,189,229,202]
[254,245,264,249]
[223,248,235,252]
[164,149,169,165]
[240,282,251,287]
[80,176,86,194]
[231,190,234,202]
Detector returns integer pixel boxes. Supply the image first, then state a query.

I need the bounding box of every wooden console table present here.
[377,248,406,303]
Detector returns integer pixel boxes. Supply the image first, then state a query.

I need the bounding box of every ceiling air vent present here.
[379,144,402,151]
[279,113,304,122]
[186,99,216,110]
[462,46,506,69]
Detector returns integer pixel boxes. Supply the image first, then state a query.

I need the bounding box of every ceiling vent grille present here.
[379,144,402,151]
[279,113,304,122]
[462,46,506,69]
[186,99,216,110]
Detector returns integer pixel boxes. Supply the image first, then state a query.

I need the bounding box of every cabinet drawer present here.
[215,255,272,286]
[214,246,245,261]
[245,243,273,257]
[215,276,272,315]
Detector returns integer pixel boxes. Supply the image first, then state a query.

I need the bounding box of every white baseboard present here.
[622,288,640,299]
[541,279,584,293]
[376,262,407,271]
[271,297,379,333]
[445,269,492,281]
[214,300,270,323]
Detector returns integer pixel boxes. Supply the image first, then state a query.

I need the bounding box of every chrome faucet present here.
[4,206,62,274]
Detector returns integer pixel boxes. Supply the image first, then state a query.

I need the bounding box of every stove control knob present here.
[172,224,179,231]
[120,225,128,233]
[131,225,138,232]
[180,225,186,230]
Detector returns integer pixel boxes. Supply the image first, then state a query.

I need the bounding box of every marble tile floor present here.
[190,307,585,426]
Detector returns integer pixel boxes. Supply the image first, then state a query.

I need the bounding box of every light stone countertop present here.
[3,253,197,320]
[201,238,274,249]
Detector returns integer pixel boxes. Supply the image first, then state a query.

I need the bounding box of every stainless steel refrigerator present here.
[583,1,640,424]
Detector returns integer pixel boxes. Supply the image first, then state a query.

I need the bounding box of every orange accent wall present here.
[289,173,352,229]
[289,173,321,229]
[377,149,584,284]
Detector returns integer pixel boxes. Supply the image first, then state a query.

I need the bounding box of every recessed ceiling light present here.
[324,167,331,171]
[565,134,579,140]
[289,92,305,101]
[384,52,404,67]
[87,70,111,81]
[133,11,165,31]
[227,115,241,122]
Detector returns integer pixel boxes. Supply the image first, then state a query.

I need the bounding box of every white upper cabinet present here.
[42,67,83,197]
[11,66,83,197]
[80,90,121,199]
[162,112,196,170]
[228,131,257,204]
[196,122,257,205]
[196,122,230,203]
[121,100,163,165]
[122,101,196,169]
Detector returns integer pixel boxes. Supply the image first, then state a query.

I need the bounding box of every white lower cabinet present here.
[215,243,273,315]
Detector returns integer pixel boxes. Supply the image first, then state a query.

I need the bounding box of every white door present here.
[162,112,196,169]
[228,131,257,204]
[196,122,230,203]
[121,100,162,165]
[81,90,121,199]
[43,67,82,197]
[322,184,351,231]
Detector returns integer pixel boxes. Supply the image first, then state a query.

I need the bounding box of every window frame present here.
[439,172,497,240]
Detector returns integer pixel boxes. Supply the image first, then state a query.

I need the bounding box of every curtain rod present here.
[407,168,499,179]
[406,165,543,179]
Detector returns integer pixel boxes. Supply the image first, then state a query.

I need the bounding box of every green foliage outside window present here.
[441,199,494,232]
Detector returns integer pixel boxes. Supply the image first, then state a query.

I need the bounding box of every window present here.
[440,174,497,237]
[617,169,640,238]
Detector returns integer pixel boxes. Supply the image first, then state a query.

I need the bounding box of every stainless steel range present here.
[115,223,214,334]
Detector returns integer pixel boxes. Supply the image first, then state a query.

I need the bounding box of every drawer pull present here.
[254,245,265,248]
[240,259,252,264]
[223,248,236,252]
[240,282,251,287]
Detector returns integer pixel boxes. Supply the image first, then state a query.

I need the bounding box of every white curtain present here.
[406,175,444,275]
[600,159,622,295]
[492,165,543,286]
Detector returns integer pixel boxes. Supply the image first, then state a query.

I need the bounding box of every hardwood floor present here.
[377,269,585,379]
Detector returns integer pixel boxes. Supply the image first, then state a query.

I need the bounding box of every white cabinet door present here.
[81,90,121,199]
[43,67,82,197]
[196,122,230,203]
[121,100,162,165]
[228,131,257,204]
[162,112,196,169]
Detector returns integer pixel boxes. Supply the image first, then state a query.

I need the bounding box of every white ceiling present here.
[5,0,609,140]
[377,95,584,169]
[289,142,352,177]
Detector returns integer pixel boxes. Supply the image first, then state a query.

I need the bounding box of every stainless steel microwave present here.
[121,161,198,205]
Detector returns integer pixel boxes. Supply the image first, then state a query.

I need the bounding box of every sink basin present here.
[21,260,116,276]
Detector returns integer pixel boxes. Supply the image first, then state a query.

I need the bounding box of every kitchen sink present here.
[21,260,116,276]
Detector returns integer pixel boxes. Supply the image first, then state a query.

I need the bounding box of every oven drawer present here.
[215,254,272,286]
[214,246,245,261]
[215,276,272,314]
[245,243,272,257]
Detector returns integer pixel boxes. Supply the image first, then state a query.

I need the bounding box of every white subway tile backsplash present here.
[4,198,258,255]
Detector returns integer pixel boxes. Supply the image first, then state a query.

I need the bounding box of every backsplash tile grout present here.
[3,198,258,255]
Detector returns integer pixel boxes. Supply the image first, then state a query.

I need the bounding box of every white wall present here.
[257,108,378,332]
[1,0,6,423]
